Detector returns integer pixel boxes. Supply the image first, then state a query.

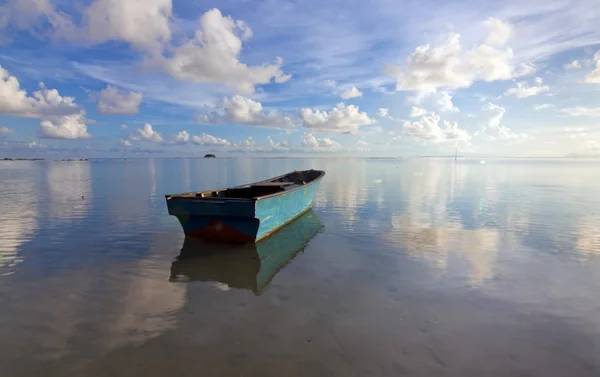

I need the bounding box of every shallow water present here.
[1,158,599,376]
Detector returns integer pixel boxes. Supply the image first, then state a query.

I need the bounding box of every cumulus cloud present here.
[120,138,132,147]
[301,133,341,150]
[587,141,599,151]
[484,17,512,46]
[28,141,46,149]
[402,113,470,143]
[191,133,230,146]
[198,95,295,128]
[534,104,555,111]
[0,126,13,139]
[0,0,76,42]
[163,8,290,94]
[565,60,582,69]
[385,19,535,91]
[1,66,80,118]
[120,124,128,130]
[300,103,374,134]
[561,107,600,118]
[1,66,91,139]
[268,136,291,151]
[39,113,91,139]
[136,123,163,143]
[378,108,389,117]
[340,86,363,99]
[173,130,190,144]
[408,90,459,113]
[81,0,172,55]
[478,102,528,140]
[95,85,142,115]
[236,136,255,149]
[0,0,171,55]
[585,50,600,84]
[410,106,427,117]
[504,77,549,98]
[1,1,292,98]
[324,80,337,88]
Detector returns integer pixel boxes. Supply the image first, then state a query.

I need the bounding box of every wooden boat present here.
[165,169,325,243]
[170,210,322,294]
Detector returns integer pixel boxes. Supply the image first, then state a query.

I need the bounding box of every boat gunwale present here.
[165,169,325,202]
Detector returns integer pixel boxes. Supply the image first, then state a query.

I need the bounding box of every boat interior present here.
[184,170,322,199]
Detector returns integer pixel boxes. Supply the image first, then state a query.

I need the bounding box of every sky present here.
[1,0,600,158]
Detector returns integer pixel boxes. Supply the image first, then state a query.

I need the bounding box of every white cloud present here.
[410,106,427,117]
[0,66,80,118]
[236,136,255,149]
[198,95,295,128]
[384,33,470,91]
[565,60,582,69]
[479,103,528,140]
[39,113,91,139]
[301,133,341,150]
[120,138,132,147]
[408,90,459,113]
[300,103,374,134]
[378,108,389,117]
[0,0,172,55]
[0,65,91,139]
[385,19,535,91]
[0,126,13,139]
[484,17,512,46]
[268,136,290,151]
[0,0,75,42]
[561,127,588,139]
[339,86,363,99]
[191,133,230,146]
[504,77,549,98]
[81,0,172,55]
[28,141,46,149]
[173,130,190,144]
[95,85,142,115]
[585,50,600,84]
[534,104,555,110]
[561,107,600,118]
[320,137,341,149]
[324,80,337,88]
[163,8,290,94]
[136,123,163,143]
[402,113,470,143]
[120,124,128,130]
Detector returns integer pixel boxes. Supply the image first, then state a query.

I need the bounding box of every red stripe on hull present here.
[186,221,255,243]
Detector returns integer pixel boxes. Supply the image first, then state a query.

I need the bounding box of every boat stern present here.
[166,196,260,242]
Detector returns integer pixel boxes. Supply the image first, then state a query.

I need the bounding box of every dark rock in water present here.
[204,154,216,158]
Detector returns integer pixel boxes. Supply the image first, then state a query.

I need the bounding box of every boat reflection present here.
[170,210,322,294]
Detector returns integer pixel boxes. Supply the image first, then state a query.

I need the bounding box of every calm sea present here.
[1,158,599,376]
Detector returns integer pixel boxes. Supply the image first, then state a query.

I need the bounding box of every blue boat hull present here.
[166,170,324,243]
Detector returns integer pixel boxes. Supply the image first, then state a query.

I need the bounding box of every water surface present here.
[1,158,599,376]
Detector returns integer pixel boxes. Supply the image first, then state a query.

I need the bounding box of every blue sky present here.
[1,0,599,157]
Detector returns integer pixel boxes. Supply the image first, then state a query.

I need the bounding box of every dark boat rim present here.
[165,169,325,201]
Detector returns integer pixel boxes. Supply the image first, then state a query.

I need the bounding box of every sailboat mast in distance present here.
[455,144,459,161]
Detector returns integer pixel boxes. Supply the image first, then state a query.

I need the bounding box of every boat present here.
[170,210,322,294]
[165,169,325,243]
